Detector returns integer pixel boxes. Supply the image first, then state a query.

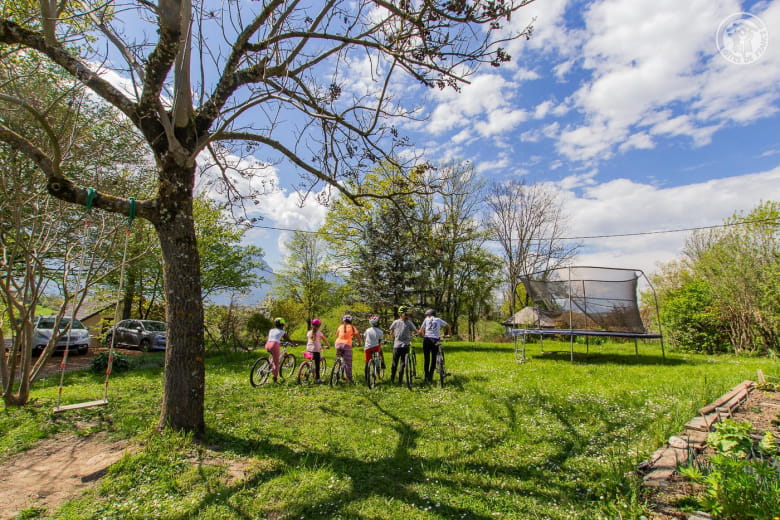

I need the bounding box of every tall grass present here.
[2,340,777,519]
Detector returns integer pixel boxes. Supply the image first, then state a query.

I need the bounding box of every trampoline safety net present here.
[521,266,647,334]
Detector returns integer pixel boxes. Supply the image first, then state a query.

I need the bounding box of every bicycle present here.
[329,348,348,386]
[364,342,387,389]
[250,341,297,387]
[433,338,450,387]
[402,342,417,390]
[297,350,328,385]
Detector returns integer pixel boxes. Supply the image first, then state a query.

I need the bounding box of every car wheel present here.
[140,339,152,352]
[78,346,89,355]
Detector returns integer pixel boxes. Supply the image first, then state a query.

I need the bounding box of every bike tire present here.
[404,354,413,390]
[409,349,417,379]
[250,357,272,387]
[329,358,343,387]
[366,360,377,389]
[297,361,312,385]
[377,354,385,380]
[282,353,297,378]
[318,357,327,382]
[436,351,446,387]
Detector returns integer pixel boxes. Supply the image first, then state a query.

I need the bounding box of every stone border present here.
[640,380,755,488]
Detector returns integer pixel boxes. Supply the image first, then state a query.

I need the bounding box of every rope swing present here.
[53,195,136,413]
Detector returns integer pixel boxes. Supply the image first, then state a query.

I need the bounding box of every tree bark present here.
[155,162,205,434]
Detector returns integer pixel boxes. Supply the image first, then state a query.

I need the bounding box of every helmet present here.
[369,315,380,326]
[274,317,286,327]
[311,318,321,327]
[342,314,352,323]
[425,309,435,316]
[397,305,408,315]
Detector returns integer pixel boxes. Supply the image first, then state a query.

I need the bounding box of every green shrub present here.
[680,420,780,519]
[660,280,731,353]
[90,351,133,373]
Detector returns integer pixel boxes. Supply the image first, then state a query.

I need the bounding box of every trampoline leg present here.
[634,339,638,359]
[570,335,574,362]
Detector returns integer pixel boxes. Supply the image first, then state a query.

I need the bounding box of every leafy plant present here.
[90,351,133,373]
[707,419,753,458]
[694,455,779,519]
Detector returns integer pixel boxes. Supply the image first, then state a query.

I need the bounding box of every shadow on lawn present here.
[187,395,588,520]
[527,351,686,366]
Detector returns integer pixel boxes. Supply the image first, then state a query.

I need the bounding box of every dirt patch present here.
[34,347,144,380]
[647,388,780,519]
[0,433,133,520]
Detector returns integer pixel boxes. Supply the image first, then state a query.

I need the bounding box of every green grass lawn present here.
[2,340,778,519]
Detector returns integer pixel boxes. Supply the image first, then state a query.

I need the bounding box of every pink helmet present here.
[311,318,321,327]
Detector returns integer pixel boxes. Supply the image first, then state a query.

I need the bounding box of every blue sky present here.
[93,0,778,301]
[236,0,778,288]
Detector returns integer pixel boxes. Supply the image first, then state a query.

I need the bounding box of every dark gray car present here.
[106,319,166,351]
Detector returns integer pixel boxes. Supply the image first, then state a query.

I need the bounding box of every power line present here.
[248,217,779,241]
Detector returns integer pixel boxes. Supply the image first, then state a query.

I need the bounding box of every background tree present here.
[486,180,579,315]
[653,201,779,355]
[273,231,336,323]
[1,0,535,433]
[0,55,148,405]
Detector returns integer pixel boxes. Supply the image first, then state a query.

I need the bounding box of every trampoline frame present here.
[509,266,665,362]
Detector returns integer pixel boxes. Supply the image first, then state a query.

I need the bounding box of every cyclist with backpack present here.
[388,306,417,384]
[419,309,450,384]
[335,314,361,383]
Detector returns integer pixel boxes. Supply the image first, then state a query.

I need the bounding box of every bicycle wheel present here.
[282,353,297,378]
[366,360,377,389]
[436,351,446,387]
[329,358,343,387]
[409,349,417,379]
[404,354,414,390]
[376,354,385,380]
[297,361,312,385]
[318,357,327,382]
[250,357,272,387]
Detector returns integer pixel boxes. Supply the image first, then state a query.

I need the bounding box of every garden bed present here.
[647,387,780,519]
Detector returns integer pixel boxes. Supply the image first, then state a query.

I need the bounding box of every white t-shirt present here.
[421,316,448,339]
[364,326,383,349]
[267,327,285,343]
[307,330,326,352]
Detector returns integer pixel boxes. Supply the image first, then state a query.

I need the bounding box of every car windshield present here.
[37,318,86,330]
[141,321,166,332]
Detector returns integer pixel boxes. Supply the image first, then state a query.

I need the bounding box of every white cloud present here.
[558,166,780,275]
[534,100,554,119]
[514,67,541,81]
[426,74,522,135]
[550,0,780,162]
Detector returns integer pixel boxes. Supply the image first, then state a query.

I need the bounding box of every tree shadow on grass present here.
[528,351,687,366]
[180,394,590,520]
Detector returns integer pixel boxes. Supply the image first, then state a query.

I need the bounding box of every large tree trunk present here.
[155,163,205,434]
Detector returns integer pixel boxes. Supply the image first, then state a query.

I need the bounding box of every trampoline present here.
[506,266,664,362]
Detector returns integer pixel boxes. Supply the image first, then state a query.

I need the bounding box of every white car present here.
[32,316,90,356]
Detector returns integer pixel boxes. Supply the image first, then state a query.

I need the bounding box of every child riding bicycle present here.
[419,309,451,384]
[265,317,294,383]
[363,315,384,379]
[388,306,417,384]
[305,318,330,383]
[335,314,361,383]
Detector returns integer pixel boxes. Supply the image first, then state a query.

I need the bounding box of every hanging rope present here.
[55,188,97,411]
[53,193,136,412]
[102,197,136,401]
